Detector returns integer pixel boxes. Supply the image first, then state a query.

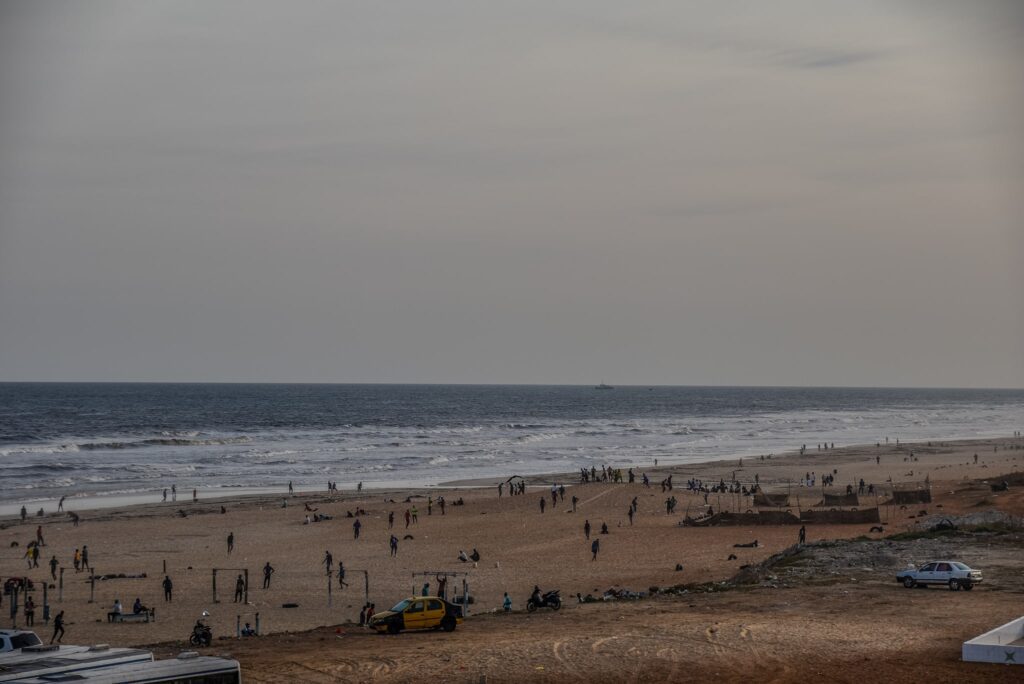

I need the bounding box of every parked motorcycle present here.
[189,613,213,647]
[526,589,561,612]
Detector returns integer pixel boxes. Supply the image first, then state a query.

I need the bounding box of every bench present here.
[110,610,155,623]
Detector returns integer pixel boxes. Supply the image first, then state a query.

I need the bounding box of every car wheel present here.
[902,577,915,589]
[441,616,456,632]
[948,578,960,591]
[963,583,974,591]
[387,622,401,635]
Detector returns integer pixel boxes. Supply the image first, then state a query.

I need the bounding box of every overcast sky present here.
[1,1,1022,387]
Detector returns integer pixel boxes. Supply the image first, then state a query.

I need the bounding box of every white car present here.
[0,629,42,653]
[896,560,982,591]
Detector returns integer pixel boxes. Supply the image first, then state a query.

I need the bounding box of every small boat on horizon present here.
[595,383,614,390]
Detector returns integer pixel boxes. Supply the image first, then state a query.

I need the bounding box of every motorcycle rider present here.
[192,612,212,646]
[530,585,542,606]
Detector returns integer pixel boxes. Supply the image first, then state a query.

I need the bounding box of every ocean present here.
[1,383,1022,508]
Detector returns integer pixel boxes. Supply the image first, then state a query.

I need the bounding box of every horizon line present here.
[1,380,1022,391]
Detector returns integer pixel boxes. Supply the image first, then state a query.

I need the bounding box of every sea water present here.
[1,383,1021,508]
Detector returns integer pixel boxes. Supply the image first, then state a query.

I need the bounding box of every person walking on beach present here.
[798,526,806,545]
[503,592,512,612]
[389,535,399,557]
[234,574,245,603]
[21,505,27,521]
[353,519,362,539]
[25,596,35,626]
[49,555,59,580]
[539,498,546,514]
[192,488,197,502]
[323,550,333,576]
[288,481,294,495]
[227,532,234,554]
[584,519,591,540]
[571,495,578,512]
[404,510,411,529]
[81,545,90,572]
[411,506,419,524]
[591,538,600,561]
[36,525,44,546]
[388,511,394,529]
[162,489,167,502]
[627,507,634,526]
[162,575,173,602]
[171,484,177,501]
[338,562,348,589]
[50,610,65,643]
[73,548,81,573]
[498,482,503,497]
[58,496,65,512]
[262,562,274,589]
[31,544,40,568]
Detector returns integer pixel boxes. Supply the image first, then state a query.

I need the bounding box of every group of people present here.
[578,465,629,484]
[498,479,527,496]
[107,597,152,620]
[321,550,350,587]
[23,544,89,576]
[418,574,450,600]
[457,548,480,563]
[357,603,376,625]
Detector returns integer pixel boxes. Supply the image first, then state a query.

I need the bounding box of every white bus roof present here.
[0,645,152,682]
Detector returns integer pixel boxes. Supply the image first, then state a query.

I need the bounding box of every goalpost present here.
[211,568,249,604]
[410,570,471,615]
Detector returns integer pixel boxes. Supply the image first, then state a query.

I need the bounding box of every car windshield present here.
[11,633,42,649]
[389,600,412,613]
[951,562,970,570]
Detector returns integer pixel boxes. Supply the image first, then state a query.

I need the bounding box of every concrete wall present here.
[962,615,1024,665]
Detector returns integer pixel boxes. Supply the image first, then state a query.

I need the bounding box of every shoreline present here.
[0,433,1020,657]
[2,434,1019,519]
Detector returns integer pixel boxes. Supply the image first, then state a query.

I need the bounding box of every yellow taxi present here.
[368,596,464,634]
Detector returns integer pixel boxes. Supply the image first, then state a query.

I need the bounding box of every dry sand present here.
[2,436,1022,682]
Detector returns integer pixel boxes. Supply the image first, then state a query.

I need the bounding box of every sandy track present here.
[204,581,1021,683]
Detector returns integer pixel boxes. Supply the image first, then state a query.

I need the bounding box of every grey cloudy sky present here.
[1,1,1022,387]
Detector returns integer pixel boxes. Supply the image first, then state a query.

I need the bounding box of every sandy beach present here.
[2,436,1023,682]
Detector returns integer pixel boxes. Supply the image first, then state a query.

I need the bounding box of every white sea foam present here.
[2,399,1022,504]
